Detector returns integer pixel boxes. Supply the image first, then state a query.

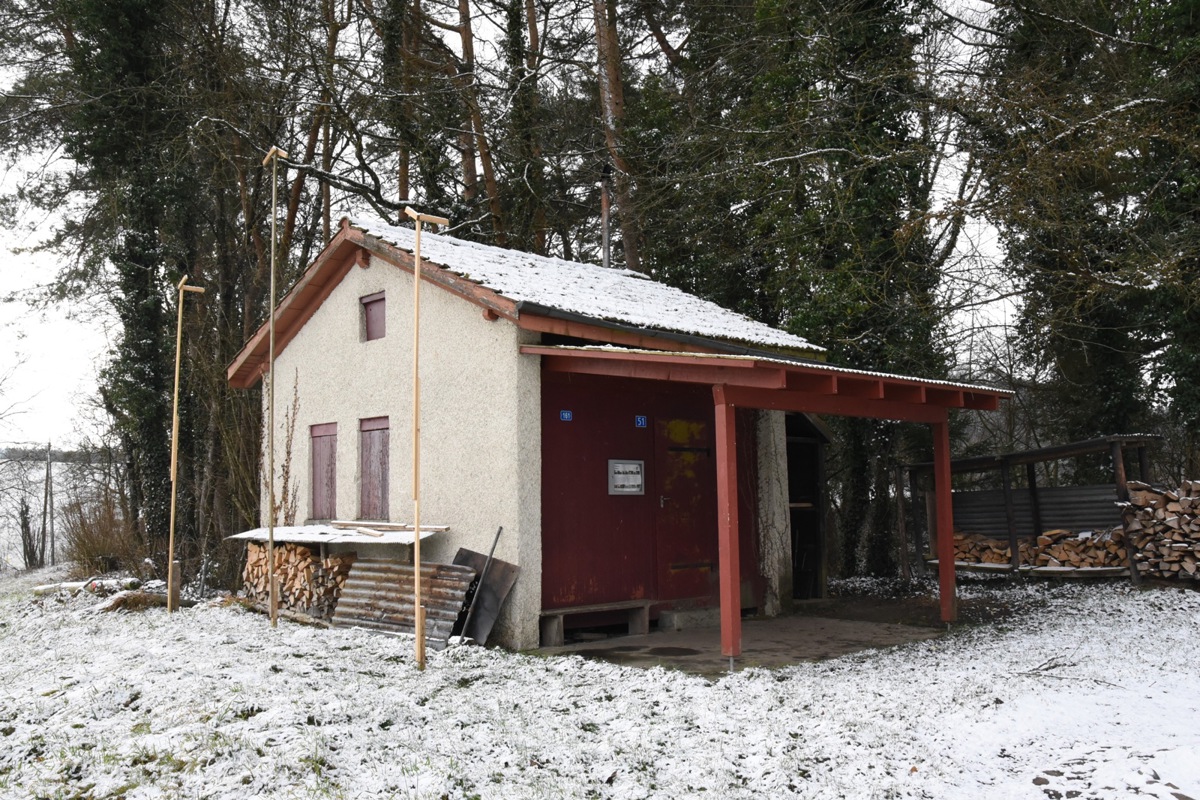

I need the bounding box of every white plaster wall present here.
[755,410,792,616]
[262,254,543,649]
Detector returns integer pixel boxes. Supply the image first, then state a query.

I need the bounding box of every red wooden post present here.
[713,385,742,658]
[931,415,957,623]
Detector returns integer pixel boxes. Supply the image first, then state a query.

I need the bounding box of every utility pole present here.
[47,442,54,566]
[263,145,288,628]
[167,276,205,613]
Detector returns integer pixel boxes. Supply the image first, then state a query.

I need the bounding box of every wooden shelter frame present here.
[523,345,1012,659]
[905,434,1162,580]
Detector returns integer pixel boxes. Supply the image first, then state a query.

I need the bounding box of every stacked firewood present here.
[950,528,1127,568]
[1122,481,1200,579]
[242,541,356,619]
[1032,528,1128,568]
[952,532,1037,565]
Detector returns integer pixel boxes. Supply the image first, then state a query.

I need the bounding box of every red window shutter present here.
[310,423,337,520]
[362,292,385,341]
[359,416,389,519]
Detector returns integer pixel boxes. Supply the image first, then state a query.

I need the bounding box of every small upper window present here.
[362,291,385,341]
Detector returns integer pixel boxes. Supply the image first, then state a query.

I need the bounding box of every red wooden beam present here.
[785,372,837,394]
[523,345,759,369]
[931,415,958,623]
[883,382,926,404]
[838,377,885,399]
[533,351,788,389]
[926,387,964,408]
[713,385,742,659]
[721,385,945,424]
[962,392,1000,411]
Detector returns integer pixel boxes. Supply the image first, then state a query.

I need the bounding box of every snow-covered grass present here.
[1,567,1198,800]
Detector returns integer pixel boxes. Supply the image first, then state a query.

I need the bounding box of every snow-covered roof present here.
[228,524,444,546]
[349,215,823,354]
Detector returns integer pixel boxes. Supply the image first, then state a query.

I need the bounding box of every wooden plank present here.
[926,559,1016,573]
[540,599,654,615]
[537,600,654,646]
[1028,566,1129,578]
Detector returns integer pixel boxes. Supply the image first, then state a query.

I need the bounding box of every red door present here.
[653,418,719,602]
[540,375,657,608]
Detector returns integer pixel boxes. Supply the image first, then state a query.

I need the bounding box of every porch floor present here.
[537,611,944,677]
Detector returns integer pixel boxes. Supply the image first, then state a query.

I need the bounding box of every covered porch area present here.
[523,345,1013,660]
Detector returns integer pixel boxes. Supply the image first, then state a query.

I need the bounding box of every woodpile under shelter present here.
[906,434,1162,573]
[227,216,1011,657]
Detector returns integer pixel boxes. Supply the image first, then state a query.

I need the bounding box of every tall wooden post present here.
[404,206,450,671]
[1001,459,1019,571]
[713,385,741,663]
[931,416,957,623]
[1111,441,1130,502]
[167,275,205,613]
[43,442,53,566]
[263,146,288,628]
[1025,463,1043,538]
[1111,440,1141,587]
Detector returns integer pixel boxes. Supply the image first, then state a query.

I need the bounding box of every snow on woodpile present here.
[350,215,823,354]
[1,568,1198,799]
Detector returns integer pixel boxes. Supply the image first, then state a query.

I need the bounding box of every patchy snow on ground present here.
[1,567,1198,800]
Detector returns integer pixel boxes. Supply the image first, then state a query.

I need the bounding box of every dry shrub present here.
[61,495,149,579]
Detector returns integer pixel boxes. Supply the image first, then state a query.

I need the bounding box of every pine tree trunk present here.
[593,0,640,271]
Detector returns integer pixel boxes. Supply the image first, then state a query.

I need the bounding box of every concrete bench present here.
[539,599,655,647]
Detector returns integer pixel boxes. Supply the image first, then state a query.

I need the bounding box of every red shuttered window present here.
[310,423,337,520]
[359,416,389,520]
[362,291,385,341]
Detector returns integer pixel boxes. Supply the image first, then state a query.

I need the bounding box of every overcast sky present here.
[0,225,108,450]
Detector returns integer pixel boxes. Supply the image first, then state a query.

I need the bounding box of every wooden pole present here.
[1001,459,1019,571]
[1110,440,1141,588]
[1137,445,1151,485]
[263,146,288,628]
[43,442,52,566]
[931,416,957,623]
[713,385,741,665]
[404,205,449,671]
[168,275,205,613]
[1025,462,1043,538]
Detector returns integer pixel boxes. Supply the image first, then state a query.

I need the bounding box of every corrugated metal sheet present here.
[331,559,475,649]
[952,485,1121,537]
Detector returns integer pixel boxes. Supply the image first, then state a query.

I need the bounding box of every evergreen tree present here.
[1144,0,1200,473]
[960,0,1197,479]
[60,0,184,547]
